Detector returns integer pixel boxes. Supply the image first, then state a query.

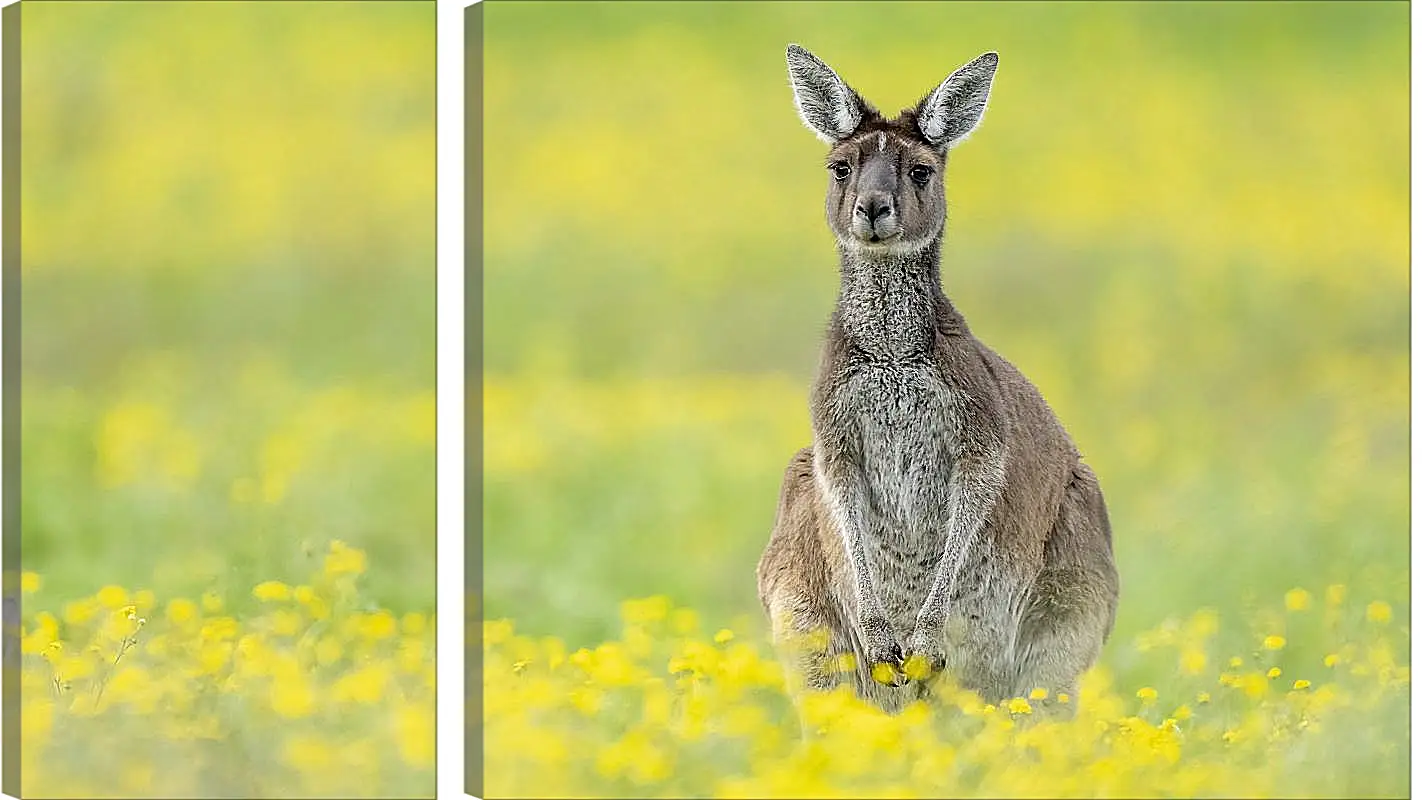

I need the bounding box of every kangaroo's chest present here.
[838,360,960,531]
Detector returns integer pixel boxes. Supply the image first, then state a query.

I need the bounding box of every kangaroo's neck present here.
[834,237,964,358]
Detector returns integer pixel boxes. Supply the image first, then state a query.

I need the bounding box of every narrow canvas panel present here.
[5,3,437,797]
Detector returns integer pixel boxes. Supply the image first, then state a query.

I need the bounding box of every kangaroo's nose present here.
[855,193,894,222]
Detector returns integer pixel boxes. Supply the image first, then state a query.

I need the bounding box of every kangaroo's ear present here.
[787,44,868,144]
[916,51,999,150]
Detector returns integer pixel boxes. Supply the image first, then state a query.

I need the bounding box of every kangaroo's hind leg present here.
[764,588,850,696]
[761,548,856,737]
[1011,463,1120,717]
[758,449,856,729]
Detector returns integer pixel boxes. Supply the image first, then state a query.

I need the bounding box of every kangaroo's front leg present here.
[904,438,1007,681]
[812,446,908,687]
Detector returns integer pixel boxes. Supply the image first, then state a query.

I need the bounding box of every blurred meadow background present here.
[17,2,435,797]
[481,1,1409,796]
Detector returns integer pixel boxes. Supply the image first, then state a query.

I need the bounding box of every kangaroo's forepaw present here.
[903,629,947,681]
[861,616,908,687]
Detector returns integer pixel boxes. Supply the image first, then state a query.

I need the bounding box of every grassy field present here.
[480,2,1409,796]
[16,3,435,797]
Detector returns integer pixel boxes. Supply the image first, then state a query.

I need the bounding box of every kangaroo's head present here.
[786,45,998,258]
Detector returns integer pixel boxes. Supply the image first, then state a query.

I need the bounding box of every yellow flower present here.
[1179,648,1208,675]
[1292,679,1311,690]
[62,598,98,627]
[394,703,435,767]
[713,628,735,644]
[670,608,700,636]
[1007,697,1033,714]
[1228,656,1243,668]
[305,595,331,621]
[1029,687,1048,700]
[619,630,656,666]
[54,654,96,682]
[1186,608,1220,639]
[324,540,368,577]
[485,619,515,647]
[270,609,304,637]
[1136,686,1158,704]
[332,664,391,705]
[1323,653,1340,668]
[166,598,199,626]
[1284,588,1312,611]
[619,596,670,626]
[1267,667,1282,679]
[1325,584,1347,606]
[22,613,59,655]
[95,585,129,609]
[252,581,291,602]
[1366,601,1392,624]
[198,642,229,674]
[902,654,934,681]
[1057,693,1071,704]
[270,673,317,718]
[541,636,566,670]
[356,611,398,641]
[200,617,239,642]
[870,662,900,686]
[398,637,427,674]
[1262,635,1286,650]
[569,686,603,715]
[235,635,275,678]
[1196,692,1211,704]
[131,589,155,613]
[1242,673,1269,697]
[315,637,343,666]
[201,591,224,614]
[20,572,41,594]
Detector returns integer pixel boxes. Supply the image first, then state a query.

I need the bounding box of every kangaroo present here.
[756,45,1119,718]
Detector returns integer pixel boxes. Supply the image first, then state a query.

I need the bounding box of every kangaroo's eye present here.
[830,161,851,181]
[909,165,933,186]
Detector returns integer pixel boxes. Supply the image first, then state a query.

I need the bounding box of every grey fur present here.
[917,52,998,150]
[787,44,871,144]
[757,46,1119,718]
